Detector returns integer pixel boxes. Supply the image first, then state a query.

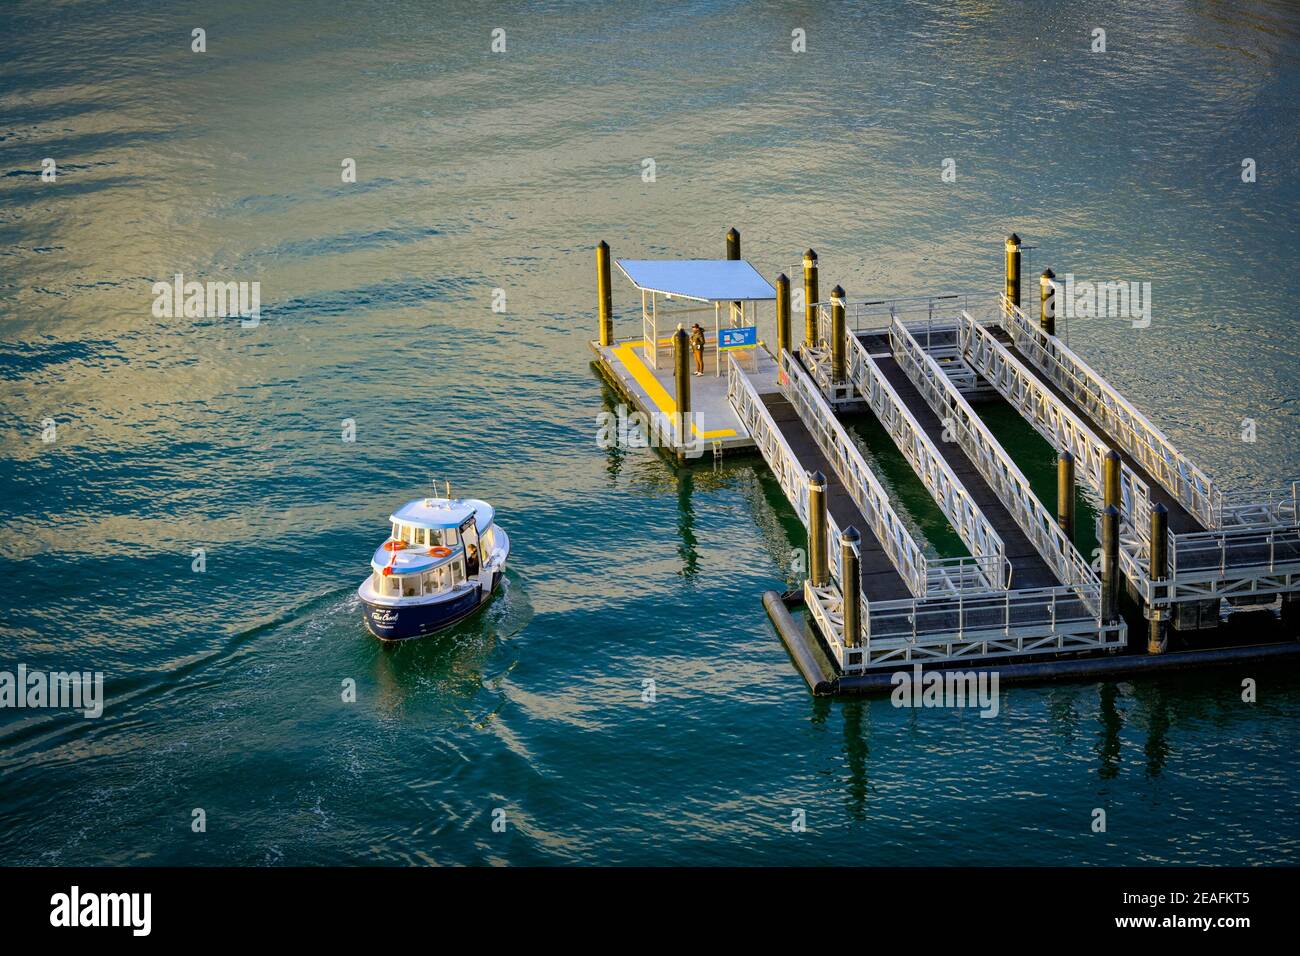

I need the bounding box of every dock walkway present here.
[759,390,914,601]
[988,326,1205,536]
[858,330,1061,590]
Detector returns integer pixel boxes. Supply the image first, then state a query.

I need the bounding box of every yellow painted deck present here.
[589,336,779,455]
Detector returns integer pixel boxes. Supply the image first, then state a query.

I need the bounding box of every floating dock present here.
[590,231,1300,694]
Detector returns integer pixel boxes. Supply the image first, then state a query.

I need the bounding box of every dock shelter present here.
[614,259,776,374]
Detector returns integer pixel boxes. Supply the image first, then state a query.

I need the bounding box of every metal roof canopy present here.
[615,259,774,373]
[615,259,776,302]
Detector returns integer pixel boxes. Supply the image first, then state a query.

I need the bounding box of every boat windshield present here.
[391,523,453,547]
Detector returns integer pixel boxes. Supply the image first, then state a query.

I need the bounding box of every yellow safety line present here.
[610,340,738,439]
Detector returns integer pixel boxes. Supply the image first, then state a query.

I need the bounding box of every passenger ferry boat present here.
[358,496,510,641]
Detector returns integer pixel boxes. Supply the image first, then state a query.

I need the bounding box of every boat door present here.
[459,514,484,591]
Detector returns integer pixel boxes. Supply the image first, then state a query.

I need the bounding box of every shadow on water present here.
[841,699,870,820]
[366,572,535,712]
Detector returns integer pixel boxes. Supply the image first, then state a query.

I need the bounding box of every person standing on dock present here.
[690,322,705,376]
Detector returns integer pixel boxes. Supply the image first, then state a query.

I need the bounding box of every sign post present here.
[718,326,758,375]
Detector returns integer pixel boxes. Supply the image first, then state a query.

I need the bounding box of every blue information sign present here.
[719,326,758,350]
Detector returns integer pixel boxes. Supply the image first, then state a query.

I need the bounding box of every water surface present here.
[1,0,1298,865]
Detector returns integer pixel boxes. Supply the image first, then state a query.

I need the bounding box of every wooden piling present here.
[597,240,613,346]
[775,273,791,361]
[802,250,819,348]
[726,227,740,261]
[726,227,741,316]
[1103,449,1121,512]
[1101,504,1120,623]
[809,471,828,588]
[1148,503,1169,654]
[1040,268,1056,336]
[841,526,861,648]
[1004,233,1022,309]
[831,285,846,382]
[1057,450,1076,541]
[673,324,691,462]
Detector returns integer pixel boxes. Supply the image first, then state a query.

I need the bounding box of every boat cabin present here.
[368,498,499,600]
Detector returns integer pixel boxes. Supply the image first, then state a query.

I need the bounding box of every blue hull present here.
[362,572,500,642]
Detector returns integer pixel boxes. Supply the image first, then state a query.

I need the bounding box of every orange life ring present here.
[427,546,452,558]
[383,540,407,551]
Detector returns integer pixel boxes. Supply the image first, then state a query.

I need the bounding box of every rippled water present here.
[2,0,1298,865]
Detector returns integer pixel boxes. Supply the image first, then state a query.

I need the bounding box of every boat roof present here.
[390,497,494,532]
[615,259,776,303]
[371,544,458,574]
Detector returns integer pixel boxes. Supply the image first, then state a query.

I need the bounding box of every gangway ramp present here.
[730,345,1122,674]
[991,305,1199,535]
[776,349,1012,598]
[857,327,1078,594]
[758,390,915,602]
[957,310,1155,546]
[844,331,1009,593]
[994,299,1300,619]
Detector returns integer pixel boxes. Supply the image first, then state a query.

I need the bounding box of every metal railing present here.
[1000,296,1223,530]
[811,292,999,338]
[727,353,851,592]
[1221,481,1300,527]
[889,318,1102,614]
[866,585,1100,644]
[844,332,1010,591]
[1167,523,1300,581]
[778,350,931,597]
[957,311,1154,544]
[730,354,1121,666]
[728,354,810,524]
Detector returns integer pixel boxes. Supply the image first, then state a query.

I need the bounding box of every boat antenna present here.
[445,479,452,503]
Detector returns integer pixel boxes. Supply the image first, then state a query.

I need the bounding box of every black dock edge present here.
[763,590,837,695]
[832,640,1300,694]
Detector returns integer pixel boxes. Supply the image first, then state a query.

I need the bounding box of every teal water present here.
[2,0,1299,865]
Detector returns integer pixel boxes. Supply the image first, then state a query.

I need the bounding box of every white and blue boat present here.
[359,496,510,641]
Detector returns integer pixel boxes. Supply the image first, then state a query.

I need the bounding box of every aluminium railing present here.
[844,331,1010,592]
[1000,296,1222,530]
[778,349,931,597]
[889,318,1102,615]
[727,353,853,598]
[957,310,1154,544]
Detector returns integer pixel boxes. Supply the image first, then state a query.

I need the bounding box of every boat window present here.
[445,528,458,546]
[413,527,425,546]
[392,522,401,541]
[387,574,401,596]
[481,527,494,553]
